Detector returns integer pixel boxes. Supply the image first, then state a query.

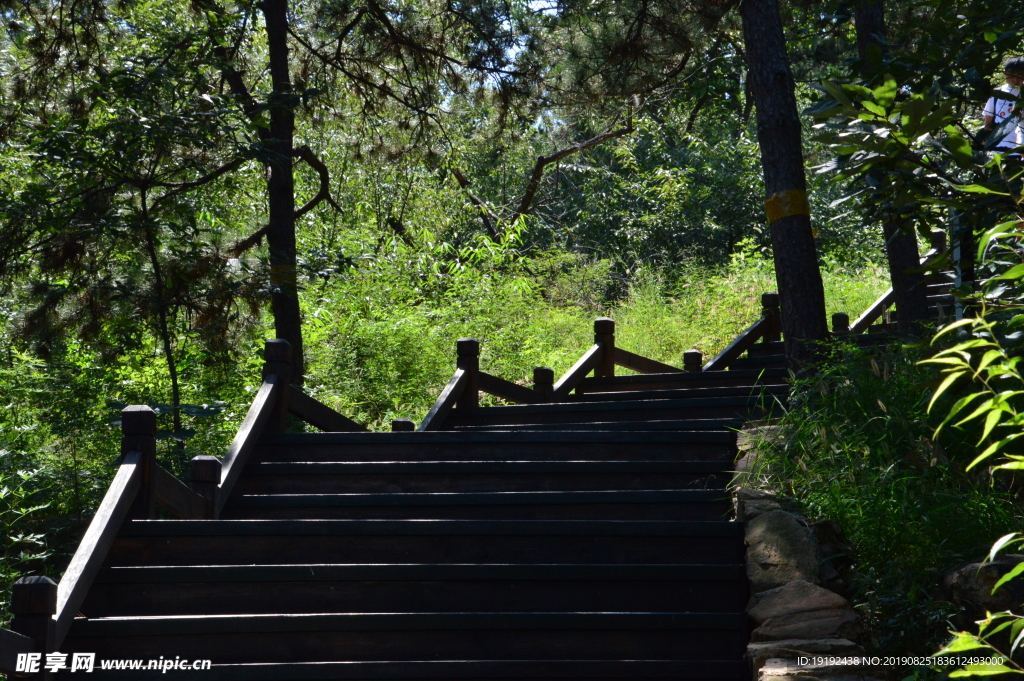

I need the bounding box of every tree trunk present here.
[854,0,929,334]
[740,0,828,371]
[262,0,304,384]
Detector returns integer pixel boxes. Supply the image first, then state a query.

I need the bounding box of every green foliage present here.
[0,469,50,628]
[750,342,1022,655]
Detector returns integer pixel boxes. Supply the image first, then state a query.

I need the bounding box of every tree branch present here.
[515,125,634,218]
[228,224,270,257]
[151,157,246,210]
[293,145,341,218]
[451,168,500,238]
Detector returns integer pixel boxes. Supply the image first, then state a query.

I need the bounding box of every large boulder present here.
[746,510,820,591]
[751,608,862,642]
[737,488,799,522]
[748,579,849,624]
[943,555,1024,621]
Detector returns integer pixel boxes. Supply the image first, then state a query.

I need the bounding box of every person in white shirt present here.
[983,56,1024,153]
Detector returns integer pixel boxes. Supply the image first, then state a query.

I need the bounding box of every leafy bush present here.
[750,342,1022,655]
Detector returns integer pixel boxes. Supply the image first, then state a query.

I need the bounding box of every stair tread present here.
[449,396,767,415]
[94,563,747,583]
[261,430,737,445]
[230,490,728,508]
[454,419,743,431]
[568,385,788,402]
[69,612,748,637]
[138,659,745,680]
[121,519,744,537]
[243,461,733,474]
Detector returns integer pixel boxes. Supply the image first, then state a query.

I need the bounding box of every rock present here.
[943,555,1024,620]
[746,510,820,591]
[746,639,863,674]
[759,657,884,681]
[748,579,849,624]
[737,425,783,452]
[751,607,862,642]
[737,488,799,522]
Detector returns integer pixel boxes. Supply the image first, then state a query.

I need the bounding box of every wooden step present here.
[441,397,775,429]
[222,489,731,520]
[84,563,747,616]
[253,431,738,463]
[106,519,745,566]
[453,419,744,432]
[130,658,746,680]
[577,367,788,394]
[725,355,786,370]
[567,383,789,402]
[64,612,748,663]
[745,342,784,358]
[234,460,732,494]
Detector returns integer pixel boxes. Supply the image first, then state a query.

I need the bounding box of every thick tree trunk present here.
[740,0,828,371]
[262,0,304,384]
[882,222,929,333]
[854,1,929,334]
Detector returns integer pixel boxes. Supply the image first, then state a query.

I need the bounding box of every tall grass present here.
[304,254,890,428]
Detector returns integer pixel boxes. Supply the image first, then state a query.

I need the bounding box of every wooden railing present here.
[703,293,781,371]
[844,230,950,334]
[414,308,787,429]
[0,339,365,671]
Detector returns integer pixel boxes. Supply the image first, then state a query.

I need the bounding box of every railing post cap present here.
[594,317,615,334]
[456,338,479,356]
[761,292,780,307]
[264,339,293,364]
[533,366,554,381]
[190,455,222,482]
[683,349,703,359]
[391,418,416,432]
[12,576,57,615]
[121,405,156,435]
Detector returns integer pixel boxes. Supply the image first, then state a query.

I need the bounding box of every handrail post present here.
[761,293,781,343]
[832,312,850,335]
[594,318,615,378]
[122,406,156,520]
[392,418,416,431]
[12,576,56,666]
[456,338,479,410]
[533,367,554,401]
[683,350,703,373]
[190,456,221,519]
[930,229,947,254]
[264,339,292,434]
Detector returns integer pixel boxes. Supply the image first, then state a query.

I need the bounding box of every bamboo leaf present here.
[929,371,967,413]
[992,563,1024,594]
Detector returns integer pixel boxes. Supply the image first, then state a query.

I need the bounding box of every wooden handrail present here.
[552,343,605,399]
[418,368,468,431]
[478,371,542,404]
[703,316,771,372]
[848,246,950,334]
[849,289,895,333]
[613,347,683,374]
[0,627,36,674]
[152,465,207,519]
[55,450,143,645]
[217,373,282,515]
[288,387,367,432]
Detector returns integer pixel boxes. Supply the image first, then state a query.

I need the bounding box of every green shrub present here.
[750,342,1023,655]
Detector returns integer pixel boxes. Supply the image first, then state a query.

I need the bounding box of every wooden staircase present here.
[1,291,824,679]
